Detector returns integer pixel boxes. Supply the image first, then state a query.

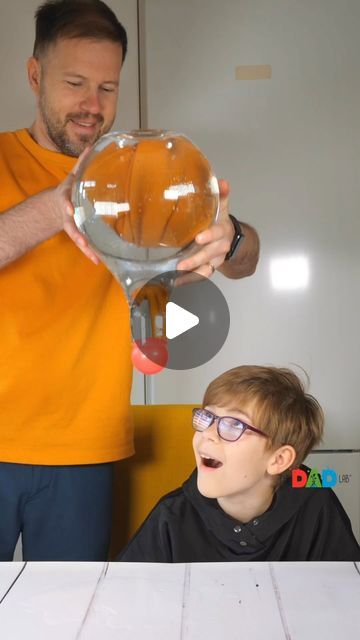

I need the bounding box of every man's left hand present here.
[177,179,259,279]
[176,179,233,278]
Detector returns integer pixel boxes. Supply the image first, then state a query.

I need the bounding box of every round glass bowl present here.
[72,129,219,264]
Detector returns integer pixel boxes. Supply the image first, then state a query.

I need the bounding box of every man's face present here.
[30,37,123,156]
[193,404,274,504]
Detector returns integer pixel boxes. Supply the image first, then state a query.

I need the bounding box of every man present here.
[0,0,259,561]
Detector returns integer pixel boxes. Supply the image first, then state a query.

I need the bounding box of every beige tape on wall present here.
[235,65,272,80]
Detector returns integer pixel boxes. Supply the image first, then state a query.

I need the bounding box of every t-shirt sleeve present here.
[116,499,174,563]
[308,490,360,561]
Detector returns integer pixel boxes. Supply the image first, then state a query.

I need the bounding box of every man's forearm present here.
[0,191,63,269]
[218,222,260,279]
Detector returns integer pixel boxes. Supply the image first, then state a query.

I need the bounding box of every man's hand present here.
[0,148,101,269]
[0,147,102,270]
[177,178,260,280]
[52,148,100,265]
[177,179,233,278]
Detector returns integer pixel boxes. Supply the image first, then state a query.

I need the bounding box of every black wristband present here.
[225,215,245,261]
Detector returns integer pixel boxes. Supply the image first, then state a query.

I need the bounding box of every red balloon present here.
[131,338,168,375]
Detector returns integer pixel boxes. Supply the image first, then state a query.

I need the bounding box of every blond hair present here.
[203,365,324,470]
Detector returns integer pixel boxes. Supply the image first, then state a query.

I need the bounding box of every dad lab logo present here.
[292,467,352,488]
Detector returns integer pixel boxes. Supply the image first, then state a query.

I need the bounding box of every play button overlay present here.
[131,270,230,370]
[166,302,199,339]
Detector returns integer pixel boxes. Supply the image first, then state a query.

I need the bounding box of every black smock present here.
[118,469,360,562]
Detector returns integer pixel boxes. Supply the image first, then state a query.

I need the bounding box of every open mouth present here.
[200,454,223,469]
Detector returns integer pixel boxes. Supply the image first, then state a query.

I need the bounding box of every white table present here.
[0,562,359,639]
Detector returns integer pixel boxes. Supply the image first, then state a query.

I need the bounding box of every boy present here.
[118,366,360,562]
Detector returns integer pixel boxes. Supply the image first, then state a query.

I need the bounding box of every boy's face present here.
[192,404,275,503]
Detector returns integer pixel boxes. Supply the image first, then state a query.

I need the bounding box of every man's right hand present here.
[0,148,100,269]
[51,148,100,265]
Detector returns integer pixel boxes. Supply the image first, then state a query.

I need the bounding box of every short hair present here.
[203,365,324,470]
[33,0,128,61]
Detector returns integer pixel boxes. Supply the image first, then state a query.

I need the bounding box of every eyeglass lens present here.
[193,409,245,442]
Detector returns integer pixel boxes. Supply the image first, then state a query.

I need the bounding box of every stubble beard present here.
[39,90,108,157]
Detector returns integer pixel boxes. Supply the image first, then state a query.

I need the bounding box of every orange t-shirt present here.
[0,129,134,464]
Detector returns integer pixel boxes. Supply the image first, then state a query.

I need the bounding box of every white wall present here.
[141,0,360,450]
